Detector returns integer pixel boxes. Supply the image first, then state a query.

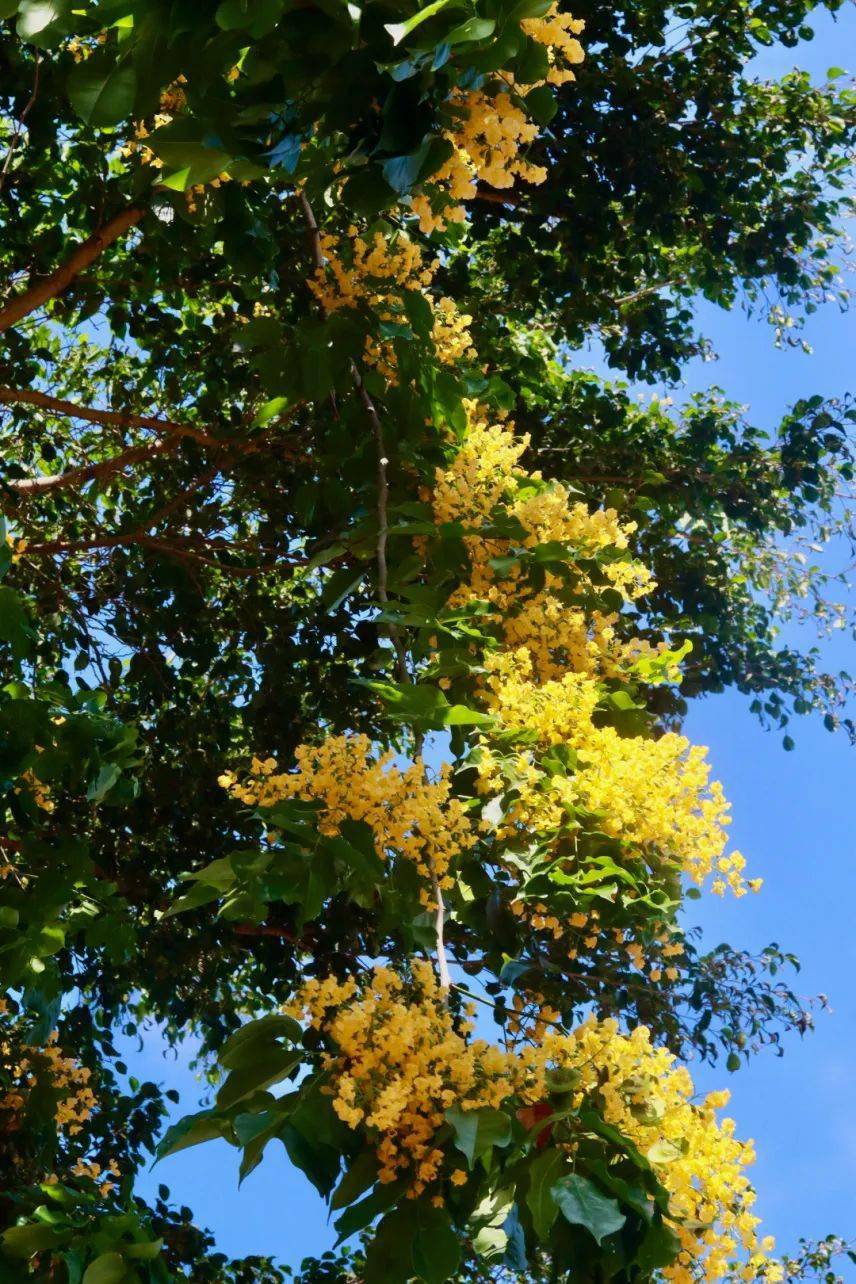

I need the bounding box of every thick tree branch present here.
[0,206,146,333]
[6,438,174,496]
[0,386,222,448]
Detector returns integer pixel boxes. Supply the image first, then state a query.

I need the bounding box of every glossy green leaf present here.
[67,56,137,127]
[82,1254,126,1284]
[552,1173,626,1244]
[526,1146,565,1240]
[445,1105,512,1169]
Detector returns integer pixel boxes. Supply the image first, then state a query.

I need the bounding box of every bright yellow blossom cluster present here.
[521,1019,782,1284]
[412,4,585,232]
[285,965,779,1281]
[0,1033,96,1138]
[308,229,474,376]
[431,405,651,677]
[428,406,757,897]
[474,647,752,893]
[219,734,475,904]
[285,961,506,1196]
[520,4,586,86]
[431,405,656,681]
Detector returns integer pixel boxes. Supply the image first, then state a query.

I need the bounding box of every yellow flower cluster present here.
[0,1033,96,1138]
[308,229,474,376]
[70,1155,122,1197]
[431,404,654,681]
[412,90,545,233]
[427,406,757,897]
[285,961,506,1196]
[219,734,475,905]
[412,5,585,233]
[17,766,55,813]
[520,4,586,86]
[521,1019,781,1284]
[476,647,752,893]
[285,968,778,1281]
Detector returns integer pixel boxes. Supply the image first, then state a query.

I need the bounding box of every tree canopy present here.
[0,0,854,1280]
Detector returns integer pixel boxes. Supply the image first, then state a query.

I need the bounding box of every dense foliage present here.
[0,0,853,1280]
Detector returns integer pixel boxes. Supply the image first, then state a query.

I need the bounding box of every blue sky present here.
[129,14,855,1273]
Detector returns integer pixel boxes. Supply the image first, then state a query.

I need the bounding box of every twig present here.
[297,190,450,990]
[611,278,682,308]
[0,51,41,199]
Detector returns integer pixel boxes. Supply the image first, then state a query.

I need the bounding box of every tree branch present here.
[6,438,175,496]
[0,206,146,333]
[611,278,682,308]
[0,386,223,448]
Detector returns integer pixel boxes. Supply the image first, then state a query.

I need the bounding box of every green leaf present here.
[216,1046,302,1110]
[525,85,558,126]
[154,1110,228,1161]
[445,1105,511,1169]
[216,0,283,35]
[383,137,453,195]
[82,1254,126,1284]
[552,1173,626,1244]
[635,1219,682,1271]
[0,586,32,659]
[1,1223,62,1258]
[526,1146,565,1240]
[163,880,222,917]
[333,1181,403,1244]
[412,1203,461,1283]
[445,15,494,43]
[281,1122,341,1198]
[86,763,121,802]
[148,122,234,190]
[331,1150,379,1210]
[342,168,398,217]
[646,1138,682,1164]
[124,1239,163,1261]
[219,1014,303,1070]
[68,56,137,127]
[384,0,457,44]
[16,0,68,44]
[0,0,21,18]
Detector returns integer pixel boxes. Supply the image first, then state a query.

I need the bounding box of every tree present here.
[0,0,852,1280]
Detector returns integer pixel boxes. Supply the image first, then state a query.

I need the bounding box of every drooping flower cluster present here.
[219,734,475,904]
[431,405,657,680]
[412,4,585,232]
[0,1031,96,1138]
[308,229,475,377]
[285,961,507,1196]
[285,965,780,1281]
[521,1018,782,1284]
[427,405,758,898]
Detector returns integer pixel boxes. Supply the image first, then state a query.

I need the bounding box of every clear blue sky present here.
[129,14,856,1272]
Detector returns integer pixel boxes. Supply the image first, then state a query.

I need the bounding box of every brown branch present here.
[474,185,523,208]
[0,386,222,448]
[233,922,296,940]
[0,206,146,333]
[6,439,175,496]
[611,278,683,308]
